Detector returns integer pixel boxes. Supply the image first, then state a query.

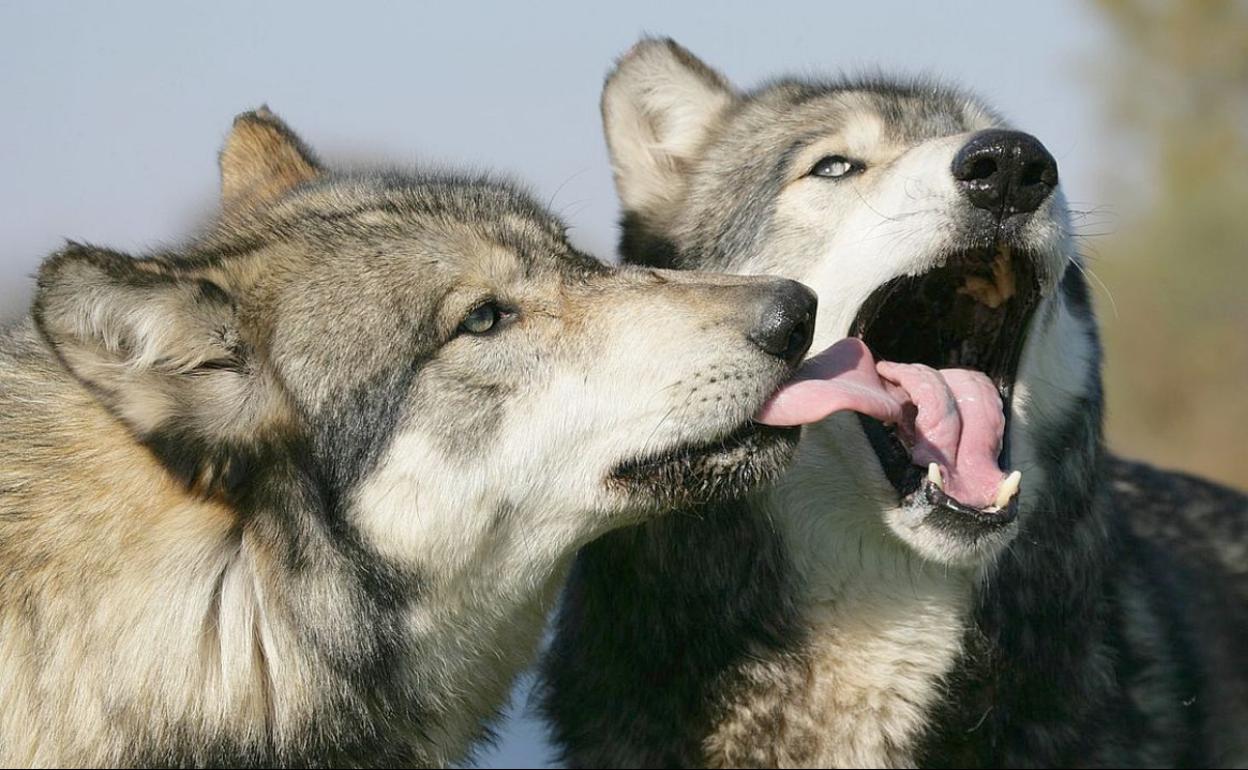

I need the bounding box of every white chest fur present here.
[703,425,976,768]
[704,571,972,767]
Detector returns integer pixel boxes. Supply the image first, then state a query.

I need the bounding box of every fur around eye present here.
[808,155,865,179]
[459,302,516,335]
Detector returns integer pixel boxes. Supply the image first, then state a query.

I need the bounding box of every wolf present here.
[0,107,818,767]
[541,39,1248,767]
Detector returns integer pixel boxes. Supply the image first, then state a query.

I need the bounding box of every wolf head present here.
[31,107,814,586]
[600,40,1102,567]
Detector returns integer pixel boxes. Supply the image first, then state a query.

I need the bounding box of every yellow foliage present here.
[1091,0,1248,487]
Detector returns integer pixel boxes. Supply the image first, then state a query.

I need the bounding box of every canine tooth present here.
[928,462,944,490]
[994,470,1022,509]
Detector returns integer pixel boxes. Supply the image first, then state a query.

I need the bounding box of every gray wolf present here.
[0,107,816,766]
[541,39,1248,767]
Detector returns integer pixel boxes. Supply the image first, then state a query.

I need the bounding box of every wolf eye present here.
[459,302,514,335]
[808,155,864,179]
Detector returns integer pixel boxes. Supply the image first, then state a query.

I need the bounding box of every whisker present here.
[545,168,590,212]
[1068,254,1119,319]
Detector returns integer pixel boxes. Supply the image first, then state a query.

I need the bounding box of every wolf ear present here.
[220,106,323,214]
[602,38,735,229]
[33,245,249,437]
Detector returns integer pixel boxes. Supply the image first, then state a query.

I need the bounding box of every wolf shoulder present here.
[1111,454,1248,582]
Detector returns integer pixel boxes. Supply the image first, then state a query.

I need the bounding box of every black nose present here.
[952,129,1058,218]
[749,280,817,366]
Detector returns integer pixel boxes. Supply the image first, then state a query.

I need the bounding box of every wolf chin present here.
[0,107,817,766]
[541,39,1248,767]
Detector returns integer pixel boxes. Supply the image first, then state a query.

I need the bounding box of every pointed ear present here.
[602,38,735,229]
[219,106,323,214]
[33,244,247,436]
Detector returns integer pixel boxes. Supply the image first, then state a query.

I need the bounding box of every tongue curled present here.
[755,338,1015,511]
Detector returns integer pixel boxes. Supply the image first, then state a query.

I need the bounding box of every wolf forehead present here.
[37,172,603,387]
[203,173,607,405]
[682,78,996,211]
[613,59,1011,273]
[667,73,994,167]
[204,171,601,281]
[738,77,998,141]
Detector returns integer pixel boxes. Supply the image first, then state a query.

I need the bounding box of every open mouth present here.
[854,244,1040,518]
[608,421,800,509]
[756,243,1041,521]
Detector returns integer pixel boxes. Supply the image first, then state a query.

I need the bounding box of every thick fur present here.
[0,107,808,767]
[541,39,1248,767]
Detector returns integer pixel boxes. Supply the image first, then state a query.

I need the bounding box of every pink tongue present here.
[755,338,1007,510]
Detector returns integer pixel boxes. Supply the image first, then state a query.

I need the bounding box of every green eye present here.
[460,302,515,335]
[809,155,864,179]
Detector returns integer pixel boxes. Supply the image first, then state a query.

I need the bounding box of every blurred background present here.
[1,1,1244,766]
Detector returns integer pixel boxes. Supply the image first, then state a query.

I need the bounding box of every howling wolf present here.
[541,39,1248,768]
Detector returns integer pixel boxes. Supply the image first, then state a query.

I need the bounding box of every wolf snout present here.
[952,129,1058,218]
[747,279,817,366]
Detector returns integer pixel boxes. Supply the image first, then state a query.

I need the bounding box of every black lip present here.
[851,242,1041,514]
[608,421,800,508]
[923,477,1019,528]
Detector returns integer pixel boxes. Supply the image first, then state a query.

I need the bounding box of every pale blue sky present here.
[0,2,1113,766]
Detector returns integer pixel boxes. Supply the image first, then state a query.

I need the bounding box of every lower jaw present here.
[857,388,1021,515]
[608,423,801,510]
[831,413,1021,535]
[917,479,1019,527]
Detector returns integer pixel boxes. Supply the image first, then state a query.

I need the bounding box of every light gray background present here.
[0,2,1113,766]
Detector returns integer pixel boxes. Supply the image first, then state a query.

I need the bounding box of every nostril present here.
[783,315,814,366]
[968,157,997,181]
[1021,161,1048,186]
